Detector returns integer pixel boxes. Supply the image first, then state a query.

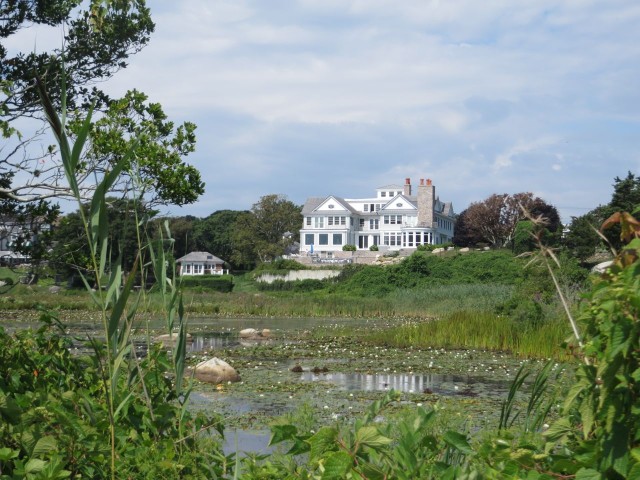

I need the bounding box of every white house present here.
[300,178,455,254]
[176,252,228,276]
[0,215,50,265]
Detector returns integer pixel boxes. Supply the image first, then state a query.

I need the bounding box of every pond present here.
[2,315,554,453]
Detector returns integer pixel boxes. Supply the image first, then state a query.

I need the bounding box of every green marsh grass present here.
[364,311,572,360]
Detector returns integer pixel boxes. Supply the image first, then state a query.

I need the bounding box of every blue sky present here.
[9,0,640,223]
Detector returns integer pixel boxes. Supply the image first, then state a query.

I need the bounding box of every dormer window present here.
[381,192,386,197]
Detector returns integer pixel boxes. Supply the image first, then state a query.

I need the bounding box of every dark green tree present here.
[230,195,302,268]
[150,215,198,259]
[192,210,245,266]
[564,172,640,261]
[49,198,154,281]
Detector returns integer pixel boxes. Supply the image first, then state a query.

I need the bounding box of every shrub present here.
[180,274,234,292]
[342,244,356,251]
[253,258,308,274]
[369,244,379,251]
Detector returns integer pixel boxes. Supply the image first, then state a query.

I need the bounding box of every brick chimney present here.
[403,178,412,196]
[417,178,435,227]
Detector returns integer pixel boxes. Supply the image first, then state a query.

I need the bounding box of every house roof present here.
[301,196,359,215]
[301,197,325,214]
[176,252,225,264]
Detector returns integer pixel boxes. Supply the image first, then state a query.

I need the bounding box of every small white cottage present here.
[176,252,228,276]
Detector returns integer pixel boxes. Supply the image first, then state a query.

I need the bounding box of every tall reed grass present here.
[364,311,572,360]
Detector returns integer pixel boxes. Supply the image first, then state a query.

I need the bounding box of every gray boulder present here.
[194,357,240,384]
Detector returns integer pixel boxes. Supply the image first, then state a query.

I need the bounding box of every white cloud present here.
[5,0,639,222]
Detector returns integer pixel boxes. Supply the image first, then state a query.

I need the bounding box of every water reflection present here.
[187,334,238,352]
[299,371,508,397]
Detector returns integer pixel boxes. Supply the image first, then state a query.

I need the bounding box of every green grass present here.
[363,311,573,359]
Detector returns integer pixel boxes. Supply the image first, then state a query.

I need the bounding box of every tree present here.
[2,0,154,201]
[452,209,483,247]
[564,172,640,261]
[231,195,302,268]
[192,210,245,266]
[68,90,204,206]
[457,193,560,249]
[49,198,154,280]
[2,2,204,261]
[150,215,198,259]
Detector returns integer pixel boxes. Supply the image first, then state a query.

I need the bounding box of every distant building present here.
[300,178,455,254]
[176,252,228,276]
[0,215,50,265]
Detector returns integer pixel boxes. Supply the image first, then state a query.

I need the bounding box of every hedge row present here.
[180,275,234,292]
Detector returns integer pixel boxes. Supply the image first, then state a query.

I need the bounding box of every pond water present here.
[3,315,537,455]
[298,371,510,397]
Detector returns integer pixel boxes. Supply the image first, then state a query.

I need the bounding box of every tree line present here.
[44,194,302,279]
[453,171,640,263]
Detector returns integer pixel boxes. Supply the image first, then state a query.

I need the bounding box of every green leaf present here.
[31,436,58,456]
[0,447,19,461]
[307,427,339,462]
[320,451,353,480]
[542,418,573,442]
[270,424,298,445]
[24,458,47,474]
[628,462,640,480]
[443,431,474,455]
[575,468,603,480]
[356,426,392,449]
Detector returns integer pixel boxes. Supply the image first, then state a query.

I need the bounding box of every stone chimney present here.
[403,178,412,196]
[417,178,435,227]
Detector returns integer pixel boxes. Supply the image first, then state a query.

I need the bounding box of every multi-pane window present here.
[359,218,365,228]
[314,217,324,228]
[306,217,311,226]
[381,192,386,197]
[364,204,369,212]
[194,264,203,274]
[383,233,402,246]
[383,215,403,225]
[332,234,342,245]
[305,233,314,245]
[369,219,379,229]
[319,234,329,245]
[184,264,192,274]
[327,216,346,226]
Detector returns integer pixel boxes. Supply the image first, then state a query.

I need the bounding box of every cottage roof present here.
[176,252,225,264]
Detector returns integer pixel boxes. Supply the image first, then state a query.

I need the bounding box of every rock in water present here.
[239,328,259,338]
[154,333,192,347]
[194,357,240,384]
